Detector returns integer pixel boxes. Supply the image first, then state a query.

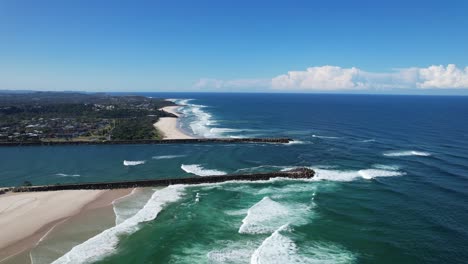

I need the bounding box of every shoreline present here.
[154,105,194,139]
[0,189,132,263]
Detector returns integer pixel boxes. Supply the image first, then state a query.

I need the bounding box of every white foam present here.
[312,134,340,139]
[372,164,400,170]
[235,165,290,174]
[383,150,431,157]
[123,160,145,166]
[152,155,185,160]
[112,188,139,225]
[250,224,298,264]
[207,241,257,263]
[239,197,291,234]
[285,140,310,145]
[312,167,405,182]
[251,225,355,264]
[357,169,404,180]
[52,185,186,264]
[181,164,227,176]
[172,98,243,138]
[55,173,80,177]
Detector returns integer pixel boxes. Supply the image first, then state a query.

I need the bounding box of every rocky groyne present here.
[12,168,314,192]
[0,138,292,147]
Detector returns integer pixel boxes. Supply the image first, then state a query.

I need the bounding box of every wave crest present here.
[123,160,145,166]
[181,164,227,176]
[55,173,80,177]
[152,155,185,160]
[383,150,431,157]
[251,224,355,264]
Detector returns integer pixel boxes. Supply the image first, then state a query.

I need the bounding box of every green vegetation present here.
[112,117,160,140]
[0,91,176,142]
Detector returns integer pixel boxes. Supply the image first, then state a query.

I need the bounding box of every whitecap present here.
[123,160,145,166]
[55,173,80,177]
[372,164,400,170]
[312,134,340,139]
[383,150,431,157]
[51,185,185,264]
[152,155,185,160]
[181,164,227,176]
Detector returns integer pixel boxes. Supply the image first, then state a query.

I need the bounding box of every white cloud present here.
[417,64,468,89]
[194,64,468,91]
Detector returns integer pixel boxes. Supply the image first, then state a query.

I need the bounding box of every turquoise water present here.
[1,93,468,263]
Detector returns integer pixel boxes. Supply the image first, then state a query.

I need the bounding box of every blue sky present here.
[1,0,467,93]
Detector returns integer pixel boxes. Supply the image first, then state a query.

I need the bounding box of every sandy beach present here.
[0,189,132,263]
[154,106,194,139]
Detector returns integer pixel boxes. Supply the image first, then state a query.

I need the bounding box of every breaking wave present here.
[312,167,405,181]
[251,225,355,264]
[51,185,185,264]
[123,160,145,166]
[239,197,291,234]
[383,150,431,157]
[239,197,310,235]
[171,98,244,138]
[181,164,227,176]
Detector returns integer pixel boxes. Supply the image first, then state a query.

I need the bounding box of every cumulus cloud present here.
[194,64,468,91]
[417,64,468,89]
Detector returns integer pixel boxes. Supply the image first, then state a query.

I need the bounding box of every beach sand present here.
[0,189,132,263]
[154,106,194,139]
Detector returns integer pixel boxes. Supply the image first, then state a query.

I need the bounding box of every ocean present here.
[1,93,468,263]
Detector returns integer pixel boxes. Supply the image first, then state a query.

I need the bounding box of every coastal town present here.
[0,91,175,142]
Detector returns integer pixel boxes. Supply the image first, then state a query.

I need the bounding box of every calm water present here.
[1,93,468,263]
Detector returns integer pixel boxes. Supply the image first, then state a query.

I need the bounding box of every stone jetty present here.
[11,168,314,192]
[0,137,292,147]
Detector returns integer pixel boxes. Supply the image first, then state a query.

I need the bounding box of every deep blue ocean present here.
[2,93,468,263]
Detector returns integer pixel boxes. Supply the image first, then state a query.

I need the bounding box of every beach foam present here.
[123,160,145,166]
[51,185,185,264]
[251,225,355,264]
[172,98,243,138]
[181,164,227,176]
[383,150,431,157]
[152,155,185,160]
[112,188,138,225]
